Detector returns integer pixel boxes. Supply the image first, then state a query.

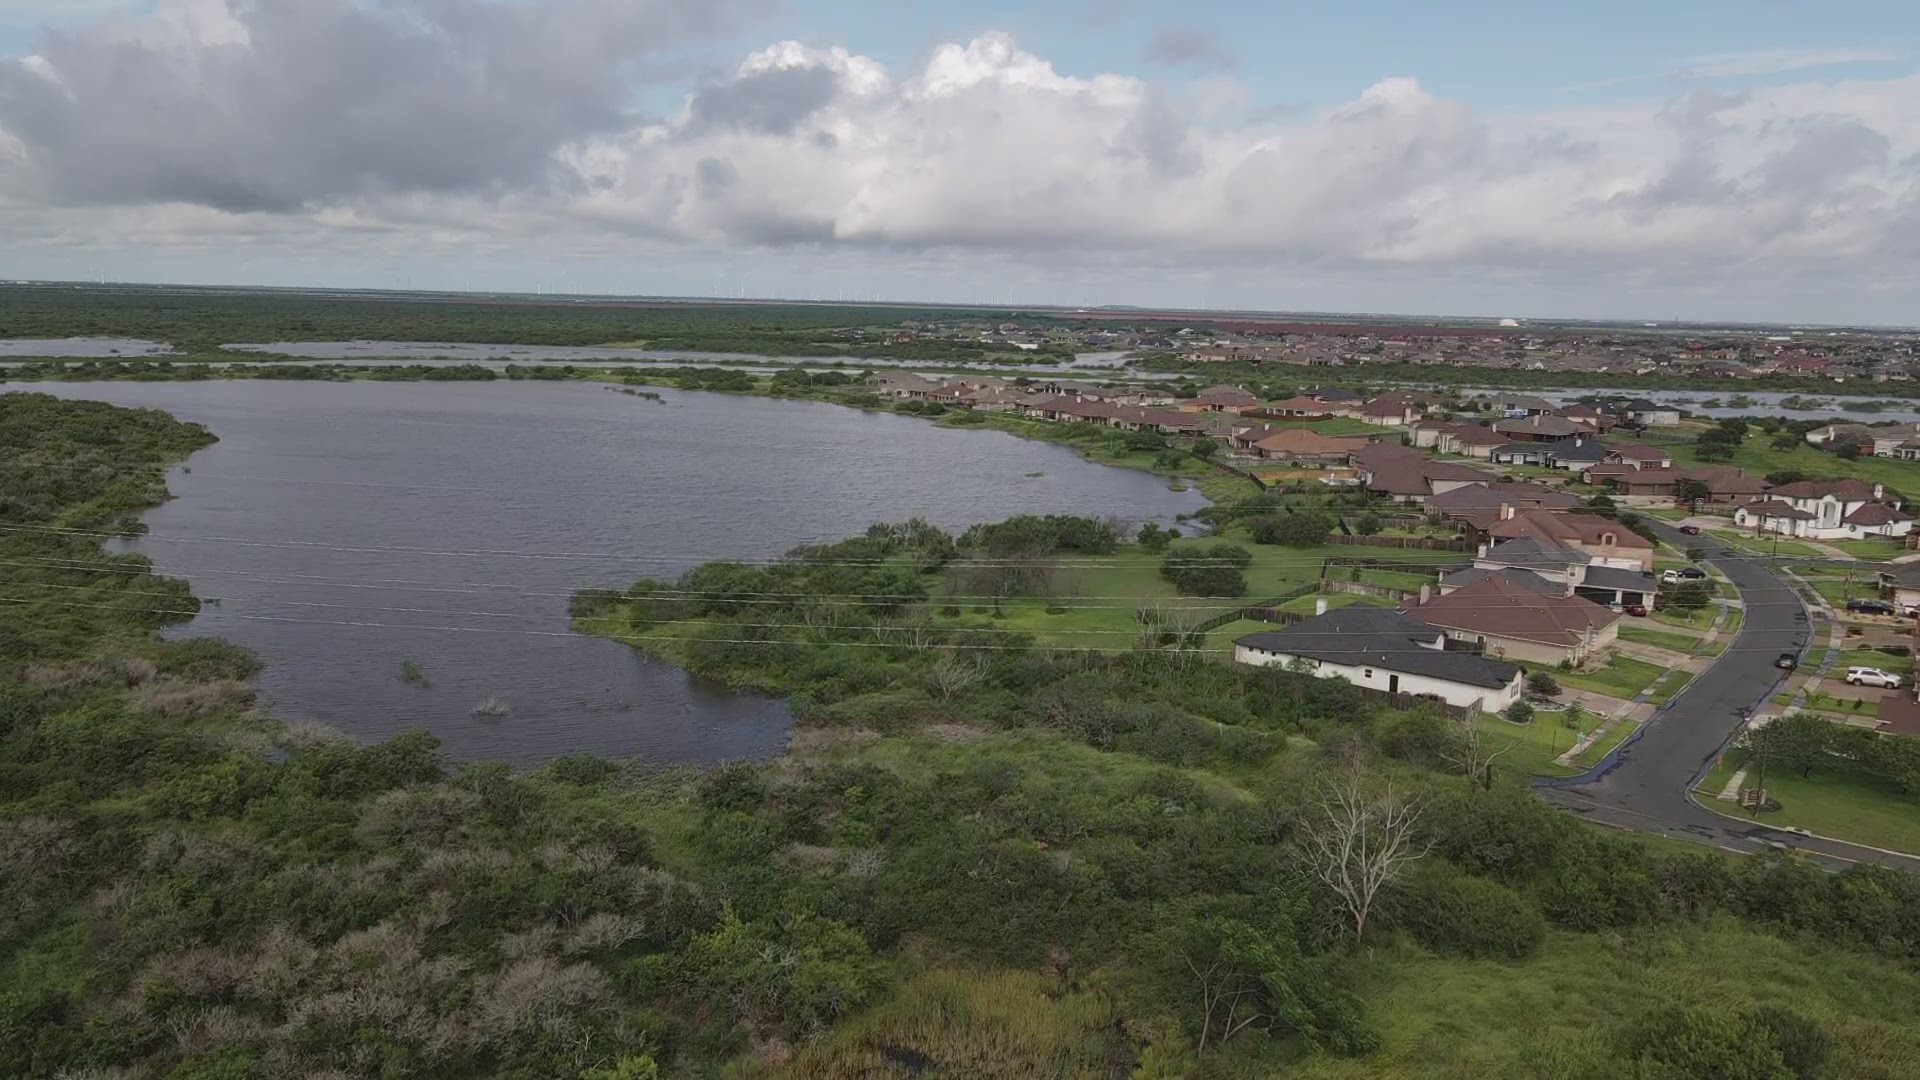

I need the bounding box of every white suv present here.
[1845,667,1903,688]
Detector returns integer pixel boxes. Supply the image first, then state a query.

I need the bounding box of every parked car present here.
[1846,667,1903,688]
[1679,525,1701,535]
[1776,652,1799,670]
[1623,603,1648,617]
[1846,599,1896,615]
[1678,567,1707,580]
[1660,569,1681,584]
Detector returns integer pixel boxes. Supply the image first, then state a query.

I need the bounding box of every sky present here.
[1,1,1919,323]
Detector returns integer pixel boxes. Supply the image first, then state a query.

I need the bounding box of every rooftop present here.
[1235,607,1522,690]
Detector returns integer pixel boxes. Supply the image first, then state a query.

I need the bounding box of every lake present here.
[0,337,174,357]
[16,381,1203,764]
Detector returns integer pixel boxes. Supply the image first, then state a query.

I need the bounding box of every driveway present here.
[1535,522,1920,873]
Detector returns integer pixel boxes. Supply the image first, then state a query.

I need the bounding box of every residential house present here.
[1494,394,1557,417]
[1604,466,1766,503]
[1437,424,1511,460]
[1249,428,1371,464]
[1401,575,1623,666]
[1183,385,1261,413]
[872,372,943,399]
[1232,606,1525,711]
[1624,398,1682,426]
[1263,395,1343,418]
[1353,446,1498,503]
[1487,508,1656,571]
[1804,422,1878,448]
[1605,444,1672,470]
[1869,423,1920,458]
[1732,479,1912,540]
[1354,393,1426,427]
[1879,564,1920,614]
[1447,551,1656,610]
[1304,387,1363,405]
[1427,482,1582,533]
[1491,415,1589,442]
[1490,437,1606,470]
[1561,404,1620,433]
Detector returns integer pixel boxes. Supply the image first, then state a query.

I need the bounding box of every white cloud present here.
[3,7,1920,319]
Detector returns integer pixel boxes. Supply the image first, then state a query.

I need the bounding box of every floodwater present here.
[0,337,173,357]
[16,381,1203,764]
[223,340,1145,373]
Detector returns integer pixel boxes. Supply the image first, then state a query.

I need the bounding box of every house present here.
[1183,385,1261,413]
[1605,444,1672,470]
[1427,482,1582,532]
[1354,393,1426,427]
[1438,424,1511,459]
[1491,437,1606,470]
[1879,564,1920,614]
[1487,509,1655,571]
[1354,446,1498,503]
[1232,606,1525,712]
[1869,423,1920,458]
[872,372,944,399]
[1249,428,1371,464]
[1804,422,1878,448]
[1494,394,1557,417]
[1402,575,1623,666]
[1446,556,1656,610]
[1264,395,1342,418]
[1561,404,1620,433]
[1732,479,1912,540]
[1624,398,1681,426]
[1492,415,1589,442]
[1604,466,1766,503]
[1304,386,1363,404]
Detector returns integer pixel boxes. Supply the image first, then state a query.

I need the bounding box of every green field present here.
[1832,538,1907,560]
[1652,603,1719,631]
[1669,435,1920,493]
[934,533,1463,649]
[1705,750,1920,855]
[1521,655,1667,700]
[1705,528,1827,559]
[1484,711,1589,777]
[1619,623,1704,653]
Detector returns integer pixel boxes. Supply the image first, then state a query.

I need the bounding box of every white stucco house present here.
[1732,479,1914,540]
[1233,605,1525,712]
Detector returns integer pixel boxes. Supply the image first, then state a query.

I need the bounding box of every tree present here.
[1745,713,1831,779]
[1686,544,1707,564]
[1251,511,1334,547]
[1297,768,1426,939]
[1772,432,1805,450]
[1665,581,1710,611]
[1441,710,1515,784]
[1505,700,1535,725]
[1694,433,1738,463]
[1353,513,1384,537]
[1526,671,1561,696]
[1837,441,1862,461]
[1136,521,1173,553]
[1676,478,1712,506]
[1190,439,1220,459]
[929,651,985,701]
[1160,544,1251,597]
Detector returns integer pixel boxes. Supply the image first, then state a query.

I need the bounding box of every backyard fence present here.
[1185,584,1316,636]
[1317,578,1416,600]
[1325,534,1474,551]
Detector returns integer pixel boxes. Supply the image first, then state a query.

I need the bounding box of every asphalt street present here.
[1534,522,1920,873]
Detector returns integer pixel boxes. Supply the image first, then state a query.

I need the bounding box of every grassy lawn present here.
[1639,506,1691,520]
[1355,567,1439,590]
[1651,603,1718,631]
[935,534,1463,649]
[1708,749,1920,855]
[1293,417,1399,437]
[1646,670,1696,706]
[1521,655,1666,700]
[1484,711,1591,777]
[1669,435,1920,493]
[1832,538,1907,561]
[1575,717,1640,767]
[1705,528,1826,559]
[1836,647,1914,676]
[1619,623,1703,653]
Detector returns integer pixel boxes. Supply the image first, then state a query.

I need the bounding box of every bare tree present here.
[1297,768,1426,939]
[1439,709,1514,785]
[929,650,985,701]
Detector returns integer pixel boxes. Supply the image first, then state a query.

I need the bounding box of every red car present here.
[1678,525,1701,535]
[1624,603,1649,617]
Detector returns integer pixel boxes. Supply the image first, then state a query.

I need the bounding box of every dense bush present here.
[1392,862,1546,960]
[1159,543,1252,597]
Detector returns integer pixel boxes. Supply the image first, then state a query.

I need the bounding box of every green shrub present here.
[1393,863,1547,960]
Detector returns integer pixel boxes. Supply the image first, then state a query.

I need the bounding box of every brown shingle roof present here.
[1771,479,1877,501]
[1736,499,1813,521]
[1488,509,1653,550]
[1402,575,1621,647]
[1252,429,1370,456]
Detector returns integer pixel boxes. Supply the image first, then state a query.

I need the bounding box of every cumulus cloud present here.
[4,4,1920,309]
[0,0,772,211]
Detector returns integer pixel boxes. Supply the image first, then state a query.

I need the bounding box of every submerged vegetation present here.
[7,392,1920,1078]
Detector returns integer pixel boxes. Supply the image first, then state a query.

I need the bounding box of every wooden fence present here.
[1326,534,1474,552]
[1317,578,1416,600]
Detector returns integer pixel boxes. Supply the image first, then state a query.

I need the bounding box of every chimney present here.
[1314,596,1329,616]
[1477,542,1489,558]
[1418,584,1432,605]
[1501,504,1517,521]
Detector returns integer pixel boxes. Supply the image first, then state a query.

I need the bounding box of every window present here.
[1363,668,1374,678]
[1600,532,1616,545]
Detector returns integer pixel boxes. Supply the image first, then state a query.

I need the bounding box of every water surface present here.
[18,381,1202,763]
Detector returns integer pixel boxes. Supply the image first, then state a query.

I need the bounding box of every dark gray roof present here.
[1306,386,1362,401]
[1626,398,1664,411]
[1882,564,1920,588]
[1581,565,1659,593]
[1548,439,1607,463]
[1480,536,1588,569]
[1492,443,1550,458]
[1235,607,1523,690]
[1442,567,1566,597]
